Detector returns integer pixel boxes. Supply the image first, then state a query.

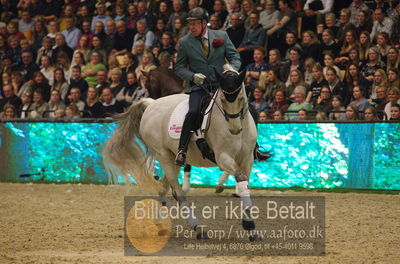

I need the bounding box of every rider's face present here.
[188,20,205,38]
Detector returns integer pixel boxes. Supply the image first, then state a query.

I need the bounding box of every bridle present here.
[220,86,248,121]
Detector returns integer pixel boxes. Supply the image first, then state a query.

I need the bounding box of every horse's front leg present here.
[216,153,259,241]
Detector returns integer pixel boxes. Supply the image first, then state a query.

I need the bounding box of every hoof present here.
[232,193,240,198]
[249,234,262,242]
[196,232,209,240]
[215,185,224,193]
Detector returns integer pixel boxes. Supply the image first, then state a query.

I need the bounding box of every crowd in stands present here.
[0,0,399,121]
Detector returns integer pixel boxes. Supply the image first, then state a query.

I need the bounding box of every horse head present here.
[215,69,247,135]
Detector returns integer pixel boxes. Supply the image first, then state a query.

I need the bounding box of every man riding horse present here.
[174,7,270,166]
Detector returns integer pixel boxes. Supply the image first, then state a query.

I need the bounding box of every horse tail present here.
[102,98,164,193]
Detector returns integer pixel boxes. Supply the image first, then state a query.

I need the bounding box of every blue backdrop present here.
[0,122,399,190]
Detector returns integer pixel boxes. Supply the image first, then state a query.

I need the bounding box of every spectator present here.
[314,85,332,114]
[245,46,267,92]
[315,111,329,120]
[389,104,400,120]
[286,86,313,120]
[65,103,81,120]
[19,90,33,118]
[68,65,88,100]
[226,13,246,49]
[329,95,347,120]
[266,49,285,82]
[258,110,268,122]
[259,69,286,103]
[320,29,340,58]
[6,35,22,66]
[84,87,102,118]
[286,69,307,99]
[259,0,281,31]
[132,20,156,51]
[301,30,322,63]
[272,109,285,120]
[0,83,22,110]
[371,8,394,41]
[240,0,255,28]
[77,5,92,27]
[268,89,290,119]
[136,1,156,31]
[345,103,360,120]
[375,32,391,62]
[82,51,106,87]
[108,68,125,97]
[387,68,400,90]
[0,103,17,119]
[46,20,59,41]
[350,85,370,118]
[238,11,266,69]
[308,62,329,104]
[386,47,400,71]
[18,50,40,83]
[46,89,65,119]
[222,0,241,30]
[325,66,348,103]
[100,87,125,118]
[115,72,141,105]
[384,88,400,118]
[40,55,55,86]
[113,20,135,56]
[250,87,269,113]
[29,88,47,119]
[70,52,86,73]
[135,52,156,80]
[80,20,94,47]
[298,109,309,120]
[304,58,316,85]
[36,36,53,65]
[364,106,380,121]
[91,2,111,33]
[172,17,188,44]
[42,0,62,22]
[209,14,222,30]
[51,68,69,101]
[113,4,127,22]
[62,16,81,50]
[67,87,85,112]
[359,31,372,61]
[105,19,116,51]
[95,69,109,93]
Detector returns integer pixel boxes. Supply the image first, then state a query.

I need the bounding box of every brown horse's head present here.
[142,67,184,99]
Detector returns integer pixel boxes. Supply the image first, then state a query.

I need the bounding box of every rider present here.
[174,7,270,166]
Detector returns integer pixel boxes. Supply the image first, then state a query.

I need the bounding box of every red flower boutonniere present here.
[212,38,224,48]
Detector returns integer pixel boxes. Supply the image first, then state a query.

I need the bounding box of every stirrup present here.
[175,150,187,167]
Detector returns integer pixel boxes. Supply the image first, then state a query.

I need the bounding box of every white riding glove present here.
[192,73,207,86]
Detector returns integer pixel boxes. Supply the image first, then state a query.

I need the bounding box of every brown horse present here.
[142,67,185,99]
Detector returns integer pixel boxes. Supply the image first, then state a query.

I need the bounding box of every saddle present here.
[168,92,217,163]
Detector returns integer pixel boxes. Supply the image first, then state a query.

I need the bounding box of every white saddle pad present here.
[168,93,217,139]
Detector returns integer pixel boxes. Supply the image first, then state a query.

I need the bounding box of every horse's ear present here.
[235,70,246,87]
[141,70,150,78]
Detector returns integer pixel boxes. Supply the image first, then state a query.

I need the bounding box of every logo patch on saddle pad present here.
[168,94,216,139]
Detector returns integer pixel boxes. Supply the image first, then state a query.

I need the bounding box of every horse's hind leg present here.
[158,176,170,206]
[216,172,230,193]
[182,165,191,193]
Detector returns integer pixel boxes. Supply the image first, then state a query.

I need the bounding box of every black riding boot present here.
[249,104,272,162]
[175,118,194,167]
